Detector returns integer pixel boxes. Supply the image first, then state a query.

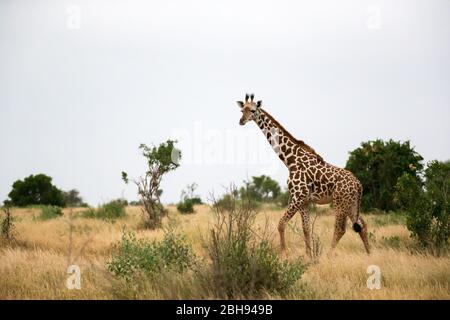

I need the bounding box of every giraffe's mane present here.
[260,108,325,163]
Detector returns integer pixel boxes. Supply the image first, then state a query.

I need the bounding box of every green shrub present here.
[38,205,63,220]
[107,231,193,280]
[79,200,126,221]
[395,160,450,254]
[189,197,202,205]
[346,139,424,211]
[177,199,195,214]
[107,188,307,299]
[96,200,126,220]
[202,238,305,298]
[213,193,236,212]
[79,208,96,219]
[177,183,202,214]
[202,189,307,298]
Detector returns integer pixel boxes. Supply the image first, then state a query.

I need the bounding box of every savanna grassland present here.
[0,205,449,300]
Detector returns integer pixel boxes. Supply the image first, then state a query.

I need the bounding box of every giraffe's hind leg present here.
[358,217,371,254]
[331,210,347,251]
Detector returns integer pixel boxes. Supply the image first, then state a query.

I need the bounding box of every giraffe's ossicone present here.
[236,94,371,257]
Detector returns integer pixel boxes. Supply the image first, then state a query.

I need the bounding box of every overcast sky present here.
[1,0,449,205]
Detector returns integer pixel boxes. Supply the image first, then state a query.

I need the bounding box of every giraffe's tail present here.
[353,222,362,233]
[352,183,363,233]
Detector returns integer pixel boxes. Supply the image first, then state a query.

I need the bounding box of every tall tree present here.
[6,174,65,207]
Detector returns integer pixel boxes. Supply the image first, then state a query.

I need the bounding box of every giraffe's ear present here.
[236,101,244,108]
[256,100,262,108]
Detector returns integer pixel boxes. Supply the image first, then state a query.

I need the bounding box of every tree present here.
[6,174,65,207]
[395,160,450,253]
[122,140,181,229]
[63,189,88,207]
[345,139,423,211]
[239,175,281,203]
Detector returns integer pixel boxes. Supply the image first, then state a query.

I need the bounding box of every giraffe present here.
[236,94,370,257]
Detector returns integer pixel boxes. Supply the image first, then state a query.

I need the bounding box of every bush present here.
[6,174,66,207]
[177,183,202,214]
[201,188,307,298]
[189,197,202,205]
[346,139,423,211]
[97,200,127,220]
[177,199,195,214]
[79,200,126,221]
[107,188,307,299]
[213,193,236,212]
[38,205,63,220]
[395,161,450,253]
[79,207,97,219]
[107,231,193,280]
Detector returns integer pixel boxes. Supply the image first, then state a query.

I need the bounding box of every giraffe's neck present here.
[254,108,305,168]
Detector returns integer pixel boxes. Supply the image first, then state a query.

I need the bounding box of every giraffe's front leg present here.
[278,201,301,251]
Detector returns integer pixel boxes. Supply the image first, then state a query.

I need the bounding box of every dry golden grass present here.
[0,205,449,300]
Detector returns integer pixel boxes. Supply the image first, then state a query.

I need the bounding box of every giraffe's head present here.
[236,93,262,126]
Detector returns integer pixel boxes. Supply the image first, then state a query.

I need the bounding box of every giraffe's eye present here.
[251,109,256,113]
